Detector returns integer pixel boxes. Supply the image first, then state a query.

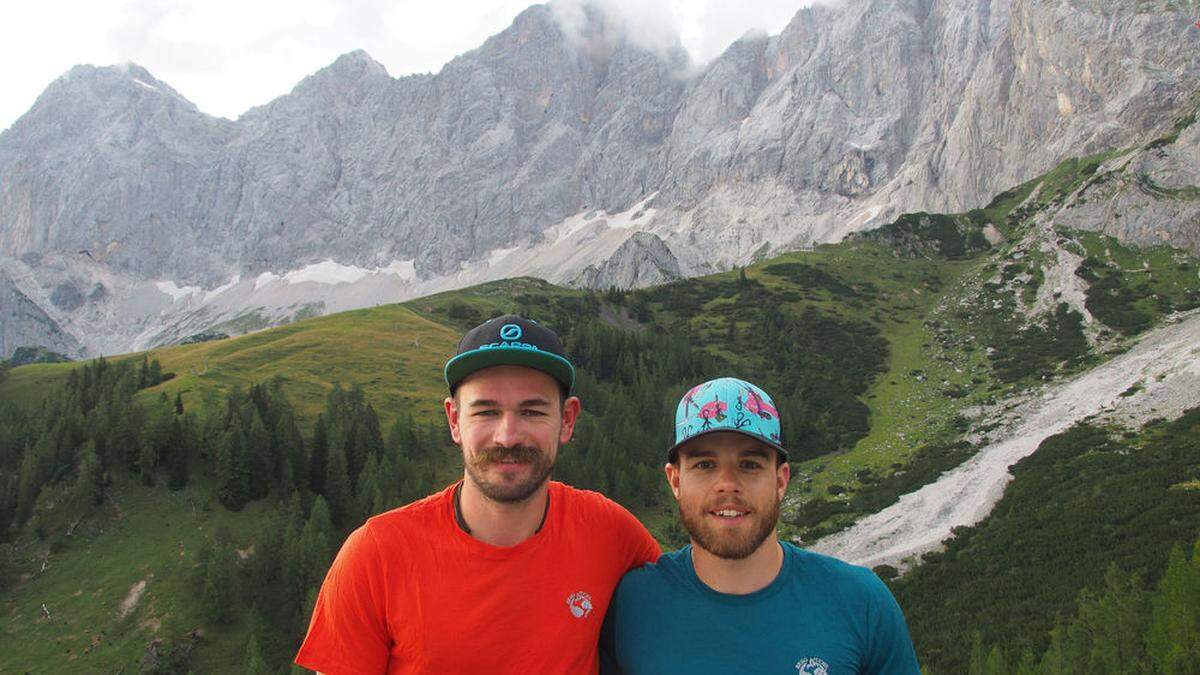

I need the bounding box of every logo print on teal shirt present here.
[795,657,829,675]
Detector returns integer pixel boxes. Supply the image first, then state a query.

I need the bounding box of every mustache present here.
[473,444,542,465]
[707,497,751,511]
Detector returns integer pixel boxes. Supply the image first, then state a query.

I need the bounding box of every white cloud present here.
[0,0,809,132]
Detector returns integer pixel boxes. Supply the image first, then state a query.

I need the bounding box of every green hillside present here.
[2,134,1199,672]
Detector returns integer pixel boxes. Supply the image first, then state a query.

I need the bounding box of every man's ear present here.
[776,460,790,501]
[664,462,681,501]
[559,396,581,444]
[444,396,462,444]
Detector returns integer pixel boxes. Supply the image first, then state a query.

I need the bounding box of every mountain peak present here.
[328,49,389,77]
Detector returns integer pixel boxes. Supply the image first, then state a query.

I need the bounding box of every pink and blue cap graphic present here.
[668,377,787,461]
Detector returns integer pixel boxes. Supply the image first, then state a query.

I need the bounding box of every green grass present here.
[0,304,462,431]
[0,475,273,673]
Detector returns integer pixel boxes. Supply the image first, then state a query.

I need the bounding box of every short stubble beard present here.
[465,443,555,503]
[679,495,780,560]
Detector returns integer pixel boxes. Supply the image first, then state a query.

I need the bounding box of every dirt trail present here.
[118,580,147,618]
[812,310,1200,570]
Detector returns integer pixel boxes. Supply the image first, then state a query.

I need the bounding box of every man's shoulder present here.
[786,543,889,596]
[616,546,689,594]
[552,481,633,521]
[363,483,454,538]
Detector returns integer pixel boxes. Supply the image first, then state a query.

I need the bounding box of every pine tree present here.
[166,416,190,491]
[174,391,184,416]
[202,536,238,624]
[245,413,272,499]
[244,633,269,675]
[1068,565,1148,674]
[138,440,157,486]
[73,442,104,507]
[216,430,249,511]
[385,415,411,462]
[323,444,353,528]
[301,497,335,590]
[1146,542,1200,674]
[355,454,382,524]
[309,415,329,495]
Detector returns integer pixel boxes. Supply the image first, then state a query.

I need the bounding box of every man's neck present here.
[457,478,550,547]
[690,535,784,595]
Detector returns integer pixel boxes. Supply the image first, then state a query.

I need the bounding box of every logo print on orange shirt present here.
[566,591,593,619]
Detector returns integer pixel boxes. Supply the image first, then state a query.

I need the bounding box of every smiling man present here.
[295,315,660,674]
[602,377,919,674]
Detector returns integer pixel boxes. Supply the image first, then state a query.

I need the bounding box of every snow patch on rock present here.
[283,261,367,286]
[203,275,240,303]
[155,280,201,303]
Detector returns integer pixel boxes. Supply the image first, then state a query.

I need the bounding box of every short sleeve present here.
[608,499,661,569]
[863,573,920,675]
[295,522,392,675]
[598,584,624,675]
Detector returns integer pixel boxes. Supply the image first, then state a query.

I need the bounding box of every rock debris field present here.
[812,310,1200,570]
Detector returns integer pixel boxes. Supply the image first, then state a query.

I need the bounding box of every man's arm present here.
[294,523,392,675]
[608,498,661,568]
[863,573,921,675]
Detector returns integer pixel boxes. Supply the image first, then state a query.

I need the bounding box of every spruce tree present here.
[301,497,335,589]
[1146,542,1200,674]
[323,444,353,528]
[216,430,249,511]
[309,415,329,495]
[166,416,190,491]
[355,454,382,523]
[202,537,238,624]
[73,442,104,507]
[246,414,272,499]
[244,633,269,675]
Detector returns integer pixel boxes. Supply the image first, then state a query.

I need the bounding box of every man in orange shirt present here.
[295,315,661,674]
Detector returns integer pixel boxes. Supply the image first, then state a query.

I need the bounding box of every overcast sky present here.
[0,0,810,132]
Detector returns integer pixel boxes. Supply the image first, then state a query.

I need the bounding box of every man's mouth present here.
[709,506,750,521]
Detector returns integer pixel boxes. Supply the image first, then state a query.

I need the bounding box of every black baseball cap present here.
[443,315,576,394]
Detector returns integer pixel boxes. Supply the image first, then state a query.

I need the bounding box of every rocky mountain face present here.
[1,0,1198,357]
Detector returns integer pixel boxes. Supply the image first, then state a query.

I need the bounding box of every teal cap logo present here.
[500,323,523,341]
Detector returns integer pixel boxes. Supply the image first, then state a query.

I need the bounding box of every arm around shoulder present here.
[606,496,661,568]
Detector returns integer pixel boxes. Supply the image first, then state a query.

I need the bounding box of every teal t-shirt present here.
[601,542,920,674]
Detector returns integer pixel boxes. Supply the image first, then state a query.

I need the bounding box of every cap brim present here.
[667,428,789,462]
[445,346,576,392]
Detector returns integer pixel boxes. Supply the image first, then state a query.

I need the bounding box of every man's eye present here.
[473,410,499,417]
[740,461,764,470]
[522,409,547,417]
[693,460,715,470]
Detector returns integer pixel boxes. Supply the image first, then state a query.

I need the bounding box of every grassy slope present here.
[0,475,272,673]
[1,304,460,431]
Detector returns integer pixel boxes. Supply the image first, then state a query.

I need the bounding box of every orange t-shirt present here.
[294,481,661,674]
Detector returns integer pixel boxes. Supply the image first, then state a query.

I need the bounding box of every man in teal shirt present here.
[602,377,920,674]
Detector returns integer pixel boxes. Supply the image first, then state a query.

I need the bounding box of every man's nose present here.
[712,464,741,493]
[493,411,524,447]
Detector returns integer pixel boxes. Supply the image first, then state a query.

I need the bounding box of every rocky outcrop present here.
[0,270,82,358]
[1038,109,1200,254]
[571,231,682,288]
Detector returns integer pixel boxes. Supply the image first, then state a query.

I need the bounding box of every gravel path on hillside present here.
[811,310,1200,570]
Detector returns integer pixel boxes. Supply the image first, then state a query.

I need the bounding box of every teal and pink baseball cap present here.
[668,377,787,462]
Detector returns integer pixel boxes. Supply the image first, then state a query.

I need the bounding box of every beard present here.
[679,495,780,560]
[464,443,555,503]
